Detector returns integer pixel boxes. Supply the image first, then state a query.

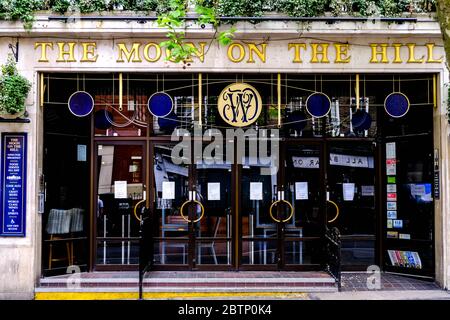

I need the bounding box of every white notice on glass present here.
[77,144,87,162]
[361,185,375,196]
[343,183,355,201]
[250,182,263,200]
[114,181,128,199]
[162,181,175,200]
[386,142,396,159]
[386,184,397,193]
[295,182,308,200]
[208,183,221,201]
[413,184,426,196]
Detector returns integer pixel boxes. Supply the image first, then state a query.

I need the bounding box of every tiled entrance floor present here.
[341,272,440,291]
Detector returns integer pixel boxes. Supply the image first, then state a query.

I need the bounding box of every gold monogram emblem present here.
[217,83,262,127]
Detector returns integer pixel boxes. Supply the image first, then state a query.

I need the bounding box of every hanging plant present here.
[0,55,31,117]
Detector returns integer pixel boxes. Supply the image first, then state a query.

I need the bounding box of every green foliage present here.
[157,0,195,64]
[49,0,71,14]
[0,55,31,115]
[276,0,327,17]
[75,0,107,12]
[196,2,218,26]
[0,0,438,31]
[132,0,159,11]
[218,26,236,45]
[327,0,419,17]
[216,0,263,17]
[0,0,44,30]
[445,82,450,122]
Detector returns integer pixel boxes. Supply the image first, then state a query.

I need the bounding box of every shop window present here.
[42,96,90,276]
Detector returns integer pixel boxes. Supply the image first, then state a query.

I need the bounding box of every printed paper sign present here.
[343,183,355,201]
[386,142,396,159]
[387,211,397,219]
[250,182,263,200]
[329,153,373,168]
[387,202,397,210]
[361,185,375,196]
[77,144,87,162]
[393,220,403,228]
[387,219,393,229]
[387,193,397,201]
[412,184,426,196]
[399,234,411,240]
[292,156,319,169]
[295,182,308,200]
[114,181,128,199]
[162,181,175,200]
[207,183,221,201]
[386,159,396,175]
[387,176,396,184]
[387,231,398,239]
[386,184,397,193]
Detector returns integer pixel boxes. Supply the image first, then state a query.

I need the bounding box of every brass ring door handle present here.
[133,199,146,222]
[180,199,205,223]
[327,200,340,223]
[269,199,294,223]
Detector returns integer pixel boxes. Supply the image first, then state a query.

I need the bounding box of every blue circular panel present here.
[148,92,174,117]
[385,92,410,118]
[352,110,372,130]
[94,110,114,130]
[286,110,307,131]
[68,91,94,117]
[158,112,178,133]
[306,93,331,118]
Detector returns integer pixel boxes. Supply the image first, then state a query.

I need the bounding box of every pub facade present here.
[0,12,449,298]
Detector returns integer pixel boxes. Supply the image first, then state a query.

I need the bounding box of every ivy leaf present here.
[218,27,237,46]
[160,40,175,49]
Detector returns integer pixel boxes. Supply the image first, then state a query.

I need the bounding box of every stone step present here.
[37,271,338,293]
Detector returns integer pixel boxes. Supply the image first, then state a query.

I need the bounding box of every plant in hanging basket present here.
[0,55,31,118]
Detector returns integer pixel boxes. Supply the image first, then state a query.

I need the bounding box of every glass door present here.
[94,141,146,268]
[326,141,377,270]
[194,142,233,268]
[239,139,325,270]
[150,141,233,269]
[382,135,434,277]
[283,141,325,269]
[151,142,190,268]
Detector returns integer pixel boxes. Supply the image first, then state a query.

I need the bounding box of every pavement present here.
[309,290,450,300]
[308,272,450,300]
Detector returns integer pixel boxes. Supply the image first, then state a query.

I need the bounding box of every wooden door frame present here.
[237,138,327,271]
[324,138,381,271]
[148,138,235,271]
[92,139,147,271]
[89,136,382,272]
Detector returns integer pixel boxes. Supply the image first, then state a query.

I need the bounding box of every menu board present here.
[1,133,27,237]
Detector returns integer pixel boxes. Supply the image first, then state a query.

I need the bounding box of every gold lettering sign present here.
[217,83,262,127]
[32,41,444,65]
